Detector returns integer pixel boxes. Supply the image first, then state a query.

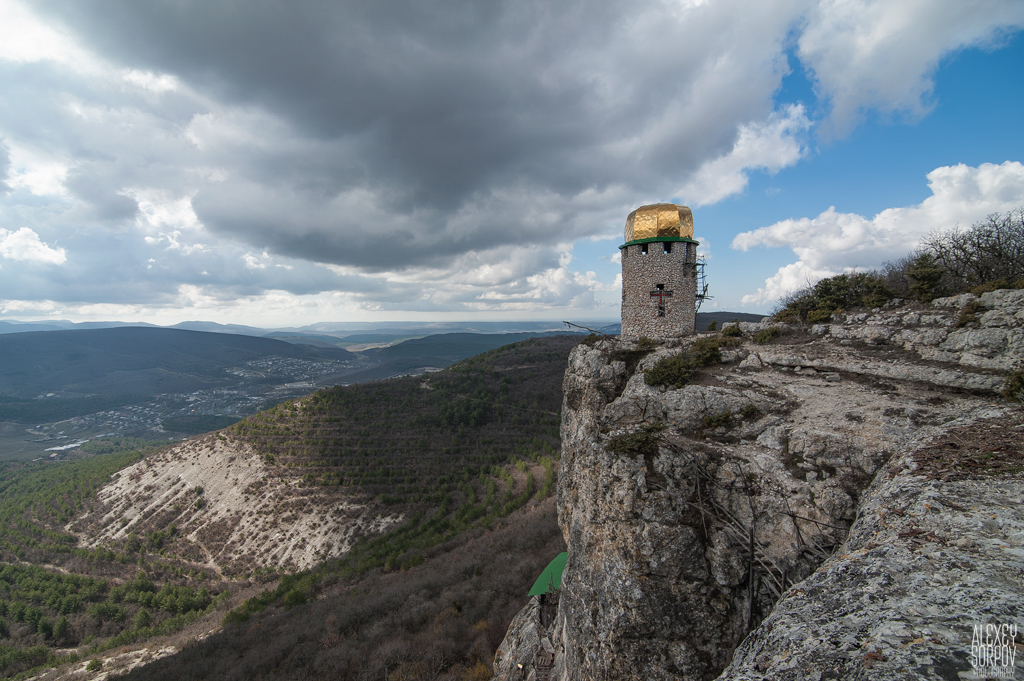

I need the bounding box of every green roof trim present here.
[619,236,699,249]
[528,552,568,596]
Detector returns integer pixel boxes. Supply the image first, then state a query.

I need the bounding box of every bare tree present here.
[374,637,409,681]
[921,208,1024,289]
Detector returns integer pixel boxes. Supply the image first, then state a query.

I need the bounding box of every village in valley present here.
[20,355,355,459]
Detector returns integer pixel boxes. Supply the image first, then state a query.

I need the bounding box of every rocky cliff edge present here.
[492,290,1023,681]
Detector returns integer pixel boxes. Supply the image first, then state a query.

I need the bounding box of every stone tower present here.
[620,203,699,338]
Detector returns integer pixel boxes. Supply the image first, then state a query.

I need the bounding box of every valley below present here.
[0,327,579,462]
[0,335,576,679]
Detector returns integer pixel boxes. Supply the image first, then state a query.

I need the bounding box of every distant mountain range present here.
[0,313,767,341]
[0,327,355,400]
[0,318,601,337]
[332,331,580,383]
[0,319,155,334]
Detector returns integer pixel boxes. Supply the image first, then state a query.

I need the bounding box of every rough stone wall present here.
[621,241,697,338]
[492,291,1024,681]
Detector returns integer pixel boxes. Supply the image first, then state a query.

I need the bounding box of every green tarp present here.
[528,552,567,596]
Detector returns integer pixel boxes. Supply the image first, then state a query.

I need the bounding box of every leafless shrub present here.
[883,208,1024,300]
[922,208,1024,288]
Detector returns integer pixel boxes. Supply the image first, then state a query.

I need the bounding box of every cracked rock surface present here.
[718,411,1024,681]
[492,293,1023,681]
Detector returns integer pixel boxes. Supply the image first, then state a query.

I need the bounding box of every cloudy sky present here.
[1,0,1023,327]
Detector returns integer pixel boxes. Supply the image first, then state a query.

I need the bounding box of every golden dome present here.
[624,203,693,242]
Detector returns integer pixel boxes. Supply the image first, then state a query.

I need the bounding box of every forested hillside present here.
[232,334,569,503]
[116,497,565,681]
[0,447,233,678]
[85,335,572,577]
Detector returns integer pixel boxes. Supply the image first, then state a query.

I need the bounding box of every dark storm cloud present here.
[0,0,1021,322]
[31,0,789,270]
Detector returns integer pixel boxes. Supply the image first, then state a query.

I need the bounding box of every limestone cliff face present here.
[492,291,1023,681]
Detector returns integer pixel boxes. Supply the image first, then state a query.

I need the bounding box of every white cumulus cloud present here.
[734,161,1024,305]
[121,69,179,93]
[678,105,811,206]
[5,144,70,197]
[0,227,67,264]
[243,251,270,270]
[800,0,1024,135]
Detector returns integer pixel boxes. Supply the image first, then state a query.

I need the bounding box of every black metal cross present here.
[650,284,673,317]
